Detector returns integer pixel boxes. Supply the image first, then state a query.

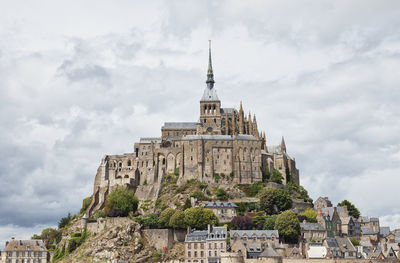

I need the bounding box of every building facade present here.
[185,225,227,263]
[203,202,237,223]
[1,239,48,263]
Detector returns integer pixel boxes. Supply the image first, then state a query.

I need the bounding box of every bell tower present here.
[199,41,222,135]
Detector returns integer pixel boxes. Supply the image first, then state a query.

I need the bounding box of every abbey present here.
[87,43,299,216]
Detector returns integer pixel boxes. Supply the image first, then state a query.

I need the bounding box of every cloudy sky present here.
[1,0,400,245]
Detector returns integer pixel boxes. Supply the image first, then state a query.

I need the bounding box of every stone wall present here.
[86,217,132,234]
[283,259,399,263]
[142,229,174,250]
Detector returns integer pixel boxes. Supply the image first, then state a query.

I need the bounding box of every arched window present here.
[127,160,131,166]
[162,158,166,165]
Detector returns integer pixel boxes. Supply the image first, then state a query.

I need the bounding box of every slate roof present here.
[380,227,390,237]
[361,227,378,235]
[139,137,161,143]
[300,223,325,231]
[186,230,208,242]
[325,237,339,248]
[230,230,279,238]
[185,135,234,140]
[259,247,282,258]
[221,108,237,114]
[335,237,356,253]
[321,207,335,218]
[4,240,47,252]
[201,86,219,101]
[161,122,198,129]
[341,216,353,225]
[204,202,238,208]
[207,226,228,241]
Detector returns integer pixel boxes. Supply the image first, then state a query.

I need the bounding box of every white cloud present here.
[1,0,400,239]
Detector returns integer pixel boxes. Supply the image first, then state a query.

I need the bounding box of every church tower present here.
[199,41,222,135]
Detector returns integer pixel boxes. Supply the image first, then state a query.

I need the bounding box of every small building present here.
[361,227,379,243]
[204,202,237,223]
[1,238,48,263]
[317,208,341,237]
[359,216,380,233]
[300,222,326,242]
[314,197,332,210]
[185,225,227,263]
[340,216,356,237]
[306,243,327,259]
[335,237,357,258]
[230,230,279,248]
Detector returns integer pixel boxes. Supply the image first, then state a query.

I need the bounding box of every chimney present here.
[208,224,212,234]
[317,209,322,217]
[325,210,329,216]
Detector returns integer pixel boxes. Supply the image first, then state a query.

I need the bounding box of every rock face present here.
[59,219,149,263]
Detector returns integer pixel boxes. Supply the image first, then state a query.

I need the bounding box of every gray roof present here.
[162,122,198,129]
[204,202,238,208]
[207,226,228,241]
[186,230,208,242]
[359,216,379,223]
[259,247,282,258]
[230,230,279,238]
[321,207,335,218]
[201,86,219,101]
[4,240,47,251]
[139,137,161,143]
[336,237,356,253]
[325,237,339,248]
[221,108,237,114]
[185,135,234,140]
[380,227,390,237]
[300,223,325,231]
[361,227,378,235]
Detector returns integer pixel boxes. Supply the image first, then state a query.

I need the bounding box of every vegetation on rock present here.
[300,207,317,223]
[184,207,218,229]
[105,187,139,216]
[259,187,292,214]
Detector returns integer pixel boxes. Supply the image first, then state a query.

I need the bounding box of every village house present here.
[300,222,326,243]
[313,197,332,210]
[203,202,237,223]
[317,208,341,237]
[0,238,48,263]
[324,237,356,259]
[185,225,227,263]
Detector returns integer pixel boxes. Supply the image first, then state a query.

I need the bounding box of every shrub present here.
[213,173,221,183]
[80,196,93,214]
[300,208,317,223]
[269,170,284,184]
[190,191,208,201]
[174,168,180,176]
[231,216,253,230]
[93,210,107,219]
[160,208,176,228]
[169,210,186,229]
[108,209,124,217]
[106,187,139,216]
[263,215,277,230]
[350,238,360,246]
[58,213,72,229]
[67,230,89,253]
[183,198,192,210]
[215,188,230,201]
[142,214,161,229]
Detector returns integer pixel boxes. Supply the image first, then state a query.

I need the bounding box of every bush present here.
[300,208,317,223]
[106,187,139,216]
[80,196,93,214]
[215,188,230,201]
[269,170,284,184]
[169,210,186,229]
[108,209,124,217]
[231,216,253,230]
[259,187,292,215]
[213,173,221,183]
[58,213,72,229]
[160,208,176,228]
[142,214,161,229]
[235,202,258,215]
[190,191,208,201]
[93,210,107,219]
[183,198,192,210]
[350,238,360,246]
[67,230,89,253]
[263,215,277,230]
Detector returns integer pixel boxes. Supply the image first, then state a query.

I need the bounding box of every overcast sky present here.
[1,0,400,245]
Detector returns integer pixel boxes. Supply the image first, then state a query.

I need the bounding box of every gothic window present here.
[162,158,166,165]
[127,160,131,166]
[190,156,193,161]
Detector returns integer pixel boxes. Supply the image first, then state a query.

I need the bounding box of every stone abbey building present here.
[87,43,299,216]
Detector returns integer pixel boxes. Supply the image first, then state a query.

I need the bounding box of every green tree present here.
[106,187,139,216]
[263,215,277,230]
[259,187,292,215]
[169,210,186,229]
[274,210,300,244]
[269,170,284,184]
[142,214,161,229]
[160,208,176,228]
[183,198,192,210]
[215,188,230,201]
[300,208,317,223]
[350,238,360,246]
[337,200,360,219]
[184,207,218,229]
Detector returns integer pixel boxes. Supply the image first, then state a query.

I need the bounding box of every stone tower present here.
[199,41,222,135]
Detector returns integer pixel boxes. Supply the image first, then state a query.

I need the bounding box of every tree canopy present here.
[274,210,300,244]
[184,207,218,229]
[259,187,292,215]
[231,216,253,230]
[338,200,360,219]
[160,208,176,228]
[106,187,139,216]
[169,210,186,229]
[300,207,317,223]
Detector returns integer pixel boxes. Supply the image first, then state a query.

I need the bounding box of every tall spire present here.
[206,40,215,89]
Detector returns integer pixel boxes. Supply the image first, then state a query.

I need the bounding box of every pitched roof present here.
[300,223,325,231]
[230,230,279,238]
[186,230,208,242]
[139,137,161,143]
[380,226,390,237]
[259,247,282,258]
[325,237,339,248]
[361,227,378,235]
[204,202,238,208]
[335,237,356,253]
[201,86,219,101]
[4,240,47,252]
[161,122,198,129]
